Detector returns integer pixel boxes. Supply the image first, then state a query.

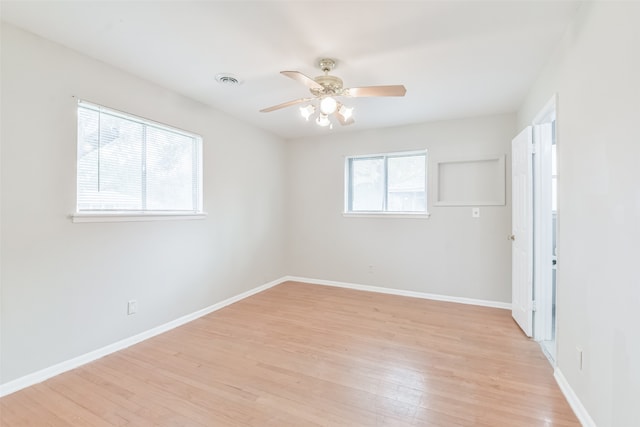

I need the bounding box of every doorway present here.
[533,97,557,363]
[511,96,557,364]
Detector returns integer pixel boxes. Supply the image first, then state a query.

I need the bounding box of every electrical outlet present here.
[127,300,138,315]
[472,207,480,218]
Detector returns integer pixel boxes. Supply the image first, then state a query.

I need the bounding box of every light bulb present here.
[320,97,338,115]
[316,113,331,127]
[299,104,315,121]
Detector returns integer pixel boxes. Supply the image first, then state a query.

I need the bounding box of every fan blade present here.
[260,97,312,113]
[281,71,323,90]
[345,85,406,97]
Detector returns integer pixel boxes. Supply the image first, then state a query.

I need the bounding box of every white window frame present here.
[72,100,206,223]
[344,149,429,218]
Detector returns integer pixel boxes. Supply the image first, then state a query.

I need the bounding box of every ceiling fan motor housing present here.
[310,58,343,96]
[311,75,344,96]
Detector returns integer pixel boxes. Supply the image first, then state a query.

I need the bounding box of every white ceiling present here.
[1,1,582,140]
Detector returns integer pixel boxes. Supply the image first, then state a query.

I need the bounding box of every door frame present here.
[532,95,558,353]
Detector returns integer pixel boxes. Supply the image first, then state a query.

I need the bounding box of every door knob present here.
[508,234,516,241]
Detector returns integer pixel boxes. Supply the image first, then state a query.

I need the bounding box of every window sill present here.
[71,212,208,223]
[343,212,430,219]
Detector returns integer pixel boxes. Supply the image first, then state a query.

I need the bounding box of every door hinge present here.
[531,143,537,154]
[532,300,537,312]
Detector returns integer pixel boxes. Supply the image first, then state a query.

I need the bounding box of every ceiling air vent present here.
[215,73,242,86]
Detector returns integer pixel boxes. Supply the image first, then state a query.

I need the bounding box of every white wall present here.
[518,3,640,426]
[0,24,287,384]
[286,114,516,303]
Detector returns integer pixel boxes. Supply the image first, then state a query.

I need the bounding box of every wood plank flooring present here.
[0,281,579,426]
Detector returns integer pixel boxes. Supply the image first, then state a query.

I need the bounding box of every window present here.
[75,100,203,220]
[345,150,427,215]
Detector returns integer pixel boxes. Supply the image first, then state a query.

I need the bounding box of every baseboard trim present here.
[283,276,511,310]
[0,276,285,397]
[1,275,510,397]
[554,368,597,427]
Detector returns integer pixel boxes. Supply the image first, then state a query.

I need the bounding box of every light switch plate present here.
[127,300,138,315]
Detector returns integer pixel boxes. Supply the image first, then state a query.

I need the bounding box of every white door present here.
[511,126,534,337]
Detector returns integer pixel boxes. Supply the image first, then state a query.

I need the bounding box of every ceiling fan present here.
[260,58,406,128]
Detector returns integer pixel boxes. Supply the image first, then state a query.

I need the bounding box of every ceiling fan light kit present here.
[260,58,406,129]
[338,104,353,120]
[319,96,338,115]
[316,113,331,128]
[300,104,315,121]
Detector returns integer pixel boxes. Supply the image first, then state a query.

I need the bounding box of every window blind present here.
[76,100,202,213]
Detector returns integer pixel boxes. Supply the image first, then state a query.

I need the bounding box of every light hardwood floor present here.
[1,281,579,426]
